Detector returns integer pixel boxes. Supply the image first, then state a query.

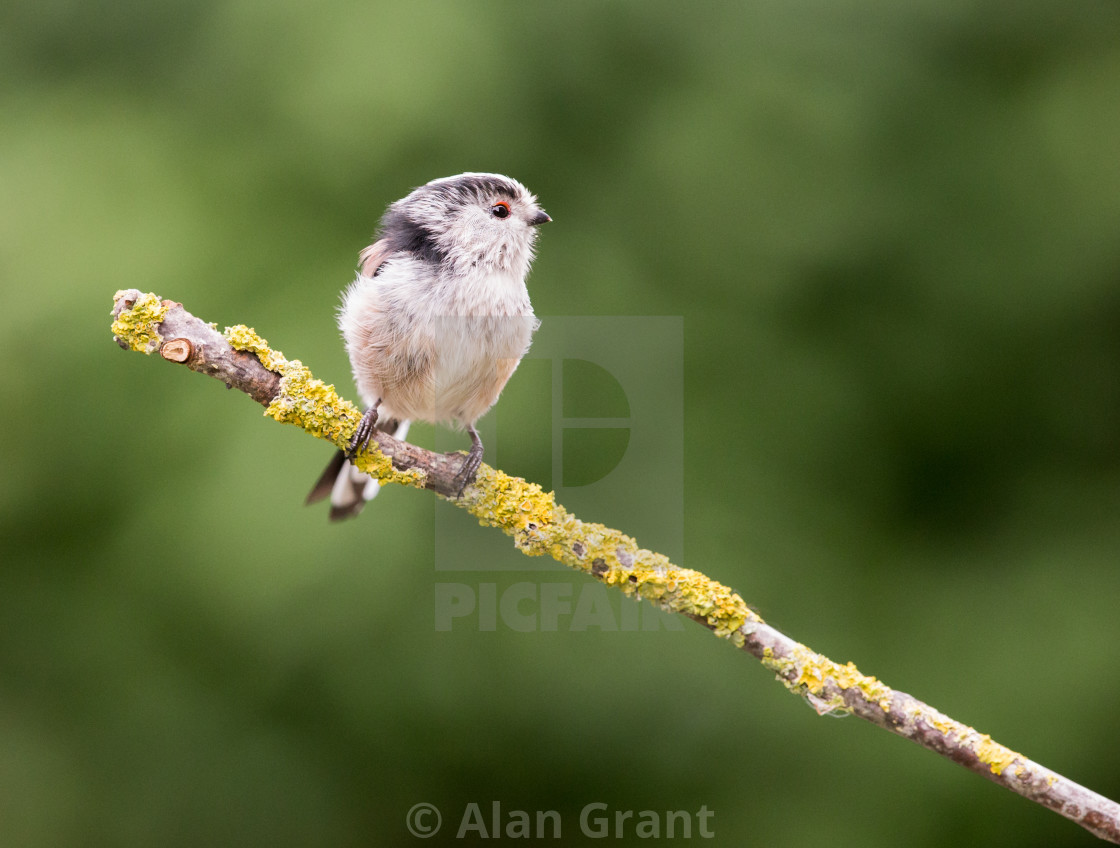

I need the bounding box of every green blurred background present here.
[3,1,1120,845]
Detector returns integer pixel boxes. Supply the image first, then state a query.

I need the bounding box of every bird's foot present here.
[346,404,380,460]
[452,426,484,496]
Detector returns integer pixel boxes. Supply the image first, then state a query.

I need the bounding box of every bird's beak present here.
[528,209,552,226]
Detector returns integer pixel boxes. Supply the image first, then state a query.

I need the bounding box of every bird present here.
[306,172,550,520]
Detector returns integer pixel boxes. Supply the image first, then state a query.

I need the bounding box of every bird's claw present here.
[346,406,380,460]
[453,445,484,497]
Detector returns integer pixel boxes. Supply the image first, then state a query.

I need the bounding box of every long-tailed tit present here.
[307,173,550,520]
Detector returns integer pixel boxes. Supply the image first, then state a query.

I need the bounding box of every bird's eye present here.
[490,201,511,219]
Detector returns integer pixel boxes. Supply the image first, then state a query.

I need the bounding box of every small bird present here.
[307,173,550,520]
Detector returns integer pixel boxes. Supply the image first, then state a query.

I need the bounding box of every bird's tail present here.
[306,420,410,521]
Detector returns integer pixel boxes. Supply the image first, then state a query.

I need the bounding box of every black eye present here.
[490,201,511,219]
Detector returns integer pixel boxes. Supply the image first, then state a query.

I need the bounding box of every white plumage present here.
[307,173,549,520]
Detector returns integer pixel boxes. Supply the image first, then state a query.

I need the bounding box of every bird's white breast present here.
[340,259,538,426]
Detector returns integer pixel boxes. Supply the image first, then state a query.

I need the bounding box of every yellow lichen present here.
[927,715,1024,775]
[223,324,426,489]
[973,734,1021,776]
[760,644,894,715]
[457,470,755,647]
[111,291,169,353]
[224,325,286,373]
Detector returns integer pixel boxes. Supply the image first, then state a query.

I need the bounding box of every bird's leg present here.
[346,399,381,460]
[453,424,485,496]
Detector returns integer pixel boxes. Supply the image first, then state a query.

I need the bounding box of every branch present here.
[110,290,1120,843]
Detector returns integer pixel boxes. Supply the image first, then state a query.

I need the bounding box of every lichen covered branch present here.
[110,290,1120,844]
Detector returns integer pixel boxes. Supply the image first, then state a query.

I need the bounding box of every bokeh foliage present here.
[2,1,1120,845]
